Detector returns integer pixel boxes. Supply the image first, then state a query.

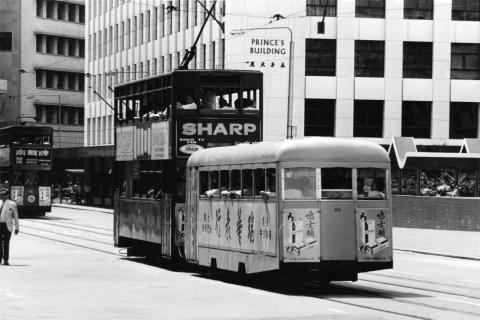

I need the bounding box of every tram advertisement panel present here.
[356,208,391,262]
[116,122,170,161]
[176,118,261,157]
[283,209,320,262]
[0,148,10,167]
[11,147,52,169]
[197,200,276,256]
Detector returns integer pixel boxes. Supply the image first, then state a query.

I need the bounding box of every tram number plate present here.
[334,208,341,212]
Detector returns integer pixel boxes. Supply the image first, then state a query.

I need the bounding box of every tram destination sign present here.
[176,118,261,157]
[12,147,52,169]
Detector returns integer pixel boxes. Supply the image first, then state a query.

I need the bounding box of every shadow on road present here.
[119,256,428,300]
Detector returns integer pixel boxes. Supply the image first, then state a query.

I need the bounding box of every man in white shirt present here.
[0,188,19,266]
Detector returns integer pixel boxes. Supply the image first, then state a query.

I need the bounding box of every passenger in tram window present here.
[242,170,253,198]
[177,94,198,110]
[202,90,217,109]
[369,178,386,199]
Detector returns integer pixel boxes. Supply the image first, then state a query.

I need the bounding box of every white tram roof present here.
[187,138,389,167]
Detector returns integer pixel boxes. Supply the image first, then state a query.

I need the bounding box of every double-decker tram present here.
[0,125,53,217]
[113,70,263,259]
[185,138,393,282]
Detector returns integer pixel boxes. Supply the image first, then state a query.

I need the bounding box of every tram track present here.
[36,217,113,232]
[359,277,480,300]
[23,219,113,236]
[21,230,122,257]
[309,281,480,319]
[21,224,112,245]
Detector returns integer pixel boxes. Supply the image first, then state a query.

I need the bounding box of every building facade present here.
[0,0,85,148]
[86,0,480,148]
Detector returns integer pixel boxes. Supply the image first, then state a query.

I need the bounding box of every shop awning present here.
[389,137,480,170]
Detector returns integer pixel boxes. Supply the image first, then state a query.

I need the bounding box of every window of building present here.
[58,2,66,20]
[404,0,433,19]
[79,5,85,23]
[451,43,480,80]
[354,100,384,137]
[305,39,336,76]
[68,73,76,90]
[68,39,76,56]
[36,71,43,87]
[144,10,150,42]
[79,39,85,57]
[306,0,337,16]
[37,0,44,17]
[304,99,335,136]
[56,37,64,55]
[57,73,66,89]
[46,70,55,88]
[46,35,55,54]
[450,102,479,139]
[139,14,144,45]
[0,32,12,51]
[36,34,43,52]
[355,40,384,77]
[68,4,76,22]
[402,101,432,138]
[46,1,55,19]
[452,0,480,21]
[403,42,432,78]
[153,7,158,40]
[78,74,84,91]
[355,0,385,18]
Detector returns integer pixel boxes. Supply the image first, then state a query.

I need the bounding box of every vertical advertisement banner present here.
[283,209,320,262]
[11,186,24,206]
[197,200,277,256]
[356,208,392,262]
[39,187,51,206]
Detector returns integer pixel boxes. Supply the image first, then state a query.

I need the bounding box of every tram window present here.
[210,171,219,190]
[242,170,253,197]
[254,169,265,197]
[266,168,276,197]
[284,168,316,200]
[321,168,353,199]
[357,168,387,200]
[0,171,8,189]
[220,170,229,191]
[231,169,241,191]
[204,171,220,198]
[199,171,209,197]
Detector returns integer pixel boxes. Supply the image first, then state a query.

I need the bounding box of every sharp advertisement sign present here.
[176,118,261,157]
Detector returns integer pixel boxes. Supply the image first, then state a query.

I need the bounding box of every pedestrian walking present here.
[0,188,19,266]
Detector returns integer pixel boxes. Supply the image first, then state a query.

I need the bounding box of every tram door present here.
[320,201,356,260]
[185,167,198,262]
[319,168,356,260]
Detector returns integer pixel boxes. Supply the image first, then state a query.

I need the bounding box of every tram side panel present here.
[117,196,172,257]
[195,198,279,274]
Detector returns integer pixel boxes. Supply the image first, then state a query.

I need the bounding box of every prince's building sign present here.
[176,118,261,157]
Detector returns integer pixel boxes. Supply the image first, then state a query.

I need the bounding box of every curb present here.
[394,248,480,261]
[52,204,113,214]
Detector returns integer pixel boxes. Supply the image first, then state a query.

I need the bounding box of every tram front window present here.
[321,168,353,199]
[284,168,316,200]
[357,168,387,200]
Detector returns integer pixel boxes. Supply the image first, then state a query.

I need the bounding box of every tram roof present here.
[187,138,390,167]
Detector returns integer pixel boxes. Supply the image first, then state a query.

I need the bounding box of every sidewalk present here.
[53,203,113,214]
[393,227,480,260]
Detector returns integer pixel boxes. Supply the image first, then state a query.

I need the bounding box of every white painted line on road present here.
[460,280,480,285]
[439,297,480,307]
[328,308,347,314]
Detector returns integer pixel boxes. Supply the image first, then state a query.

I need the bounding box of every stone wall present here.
[393,195,480,231]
